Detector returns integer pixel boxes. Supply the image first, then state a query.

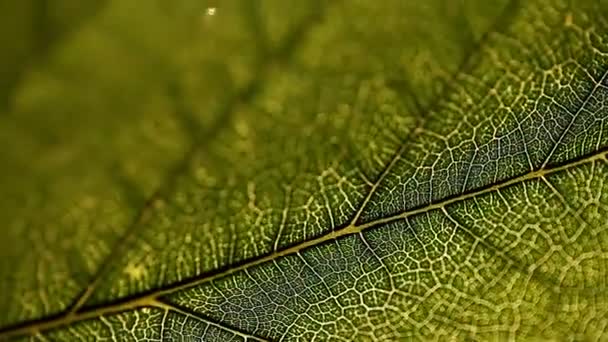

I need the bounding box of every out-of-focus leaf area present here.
[0,1,105,109]
[2,1,608,341]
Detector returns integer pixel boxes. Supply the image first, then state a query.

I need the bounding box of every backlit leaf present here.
[1,0,608,341]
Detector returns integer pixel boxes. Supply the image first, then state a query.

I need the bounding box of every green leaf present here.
[0,0,106,110]
[1,0,608,341]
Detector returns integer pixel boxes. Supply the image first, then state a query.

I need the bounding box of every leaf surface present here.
[1,0,608,341]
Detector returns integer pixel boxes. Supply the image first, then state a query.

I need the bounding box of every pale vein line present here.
[151,299,270,342]
[350,142,408,226]
[358,232,396,291]
[273,186,293,252]
[158,309,168,342]
[540,68,608,169]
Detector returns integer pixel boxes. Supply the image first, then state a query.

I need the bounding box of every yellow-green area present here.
[1,0,607,341]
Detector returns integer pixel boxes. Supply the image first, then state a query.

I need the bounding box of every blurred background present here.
[1,1,106,110]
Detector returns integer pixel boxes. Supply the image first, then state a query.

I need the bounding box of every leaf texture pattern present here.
[1,0,608,341]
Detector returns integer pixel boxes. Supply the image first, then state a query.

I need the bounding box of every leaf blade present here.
[2,0,608,340]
